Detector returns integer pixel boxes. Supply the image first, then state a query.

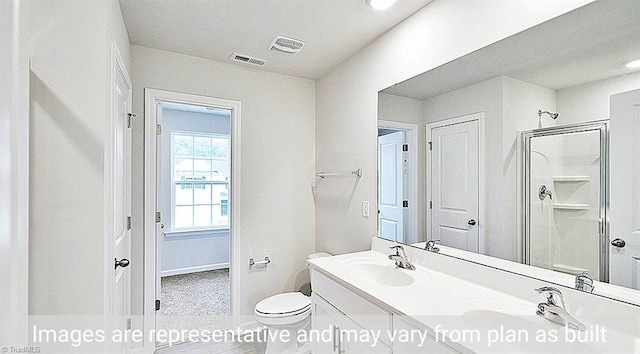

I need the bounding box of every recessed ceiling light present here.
[365,0,397,10]
[625,59,640,69]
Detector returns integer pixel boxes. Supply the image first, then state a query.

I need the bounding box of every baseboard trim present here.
[161,263,229,277]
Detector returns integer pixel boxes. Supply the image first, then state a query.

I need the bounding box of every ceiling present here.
[383,0,640,100]
[119,0,433,79]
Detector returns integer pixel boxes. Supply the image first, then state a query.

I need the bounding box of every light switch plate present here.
[362,201,370,217]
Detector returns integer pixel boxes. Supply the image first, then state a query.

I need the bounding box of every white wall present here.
[0,0,29,345]
[130,45,316,316]
[29,0,130,314]
[502,77,557,260]
[557,71,640,124]
[161,108,231,275]
[315,0,592,255]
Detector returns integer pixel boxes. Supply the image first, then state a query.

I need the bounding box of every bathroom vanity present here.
[311,264,458,353]
[308,238,640,353]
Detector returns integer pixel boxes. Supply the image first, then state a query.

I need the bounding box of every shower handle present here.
[538,185,553,200]
[611,238,626,248]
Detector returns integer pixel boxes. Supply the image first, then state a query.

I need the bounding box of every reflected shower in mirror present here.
[376,0,640,304]
[522,122,608,282]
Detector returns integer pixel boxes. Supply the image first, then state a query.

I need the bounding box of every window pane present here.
[194,137,212,157]
[212,138,229,158]
[212,184,228,204]
[175,184,193,205]
[194,205,212,227]
[193,159,213,180]
[174,158,193,180]
[194,183,212,204]
[174,206,193,228]
[211,159,230,177]
[174,135,193,157]
[212,204,229,226]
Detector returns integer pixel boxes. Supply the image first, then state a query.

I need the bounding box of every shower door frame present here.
[520,120,609,282]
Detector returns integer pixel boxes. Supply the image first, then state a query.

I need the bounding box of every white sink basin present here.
[339,257,429,287]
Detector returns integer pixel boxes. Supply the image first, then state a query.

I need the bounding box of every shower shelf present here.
[553,176,590,182]
[553,203,590,210]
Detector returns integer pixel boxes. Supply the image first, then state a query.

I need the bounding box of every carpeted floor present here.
[161,269,230,317]
[158,269,231,344]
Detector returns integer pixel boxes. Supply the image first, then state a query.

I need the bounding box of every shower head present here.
[538,110,558,120]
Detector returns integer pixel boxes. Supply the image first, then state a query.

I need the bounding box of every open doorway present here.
[377,121,418,244]
[157,102,231,338]
[143,89,241,350]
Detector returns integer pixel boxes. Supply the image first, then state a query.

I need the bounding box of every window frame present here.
[169,130,231,234]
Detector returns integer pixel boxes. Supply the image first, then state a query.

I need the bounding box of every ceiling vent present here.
[230,52,268,67]
[270,36,305,54]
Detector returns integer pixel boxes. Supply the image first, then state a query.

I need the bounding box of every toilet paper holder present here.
[249,256,271,268]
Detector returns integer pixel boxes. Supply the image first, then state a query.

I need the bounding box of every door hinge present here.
[155,299,161,311]
[402,144,409,152]
[598,218,604,235]
[127,216,132,230]
[127,318,132,330]
[127,113,136,128]
[429,200,432,209]
[156,211,162,223]
[428,141,432,151]
[403,200,409,208]
[156,124,162,135]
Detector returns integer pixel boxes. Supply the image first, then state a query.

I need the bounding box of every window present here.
[172,132,230,230]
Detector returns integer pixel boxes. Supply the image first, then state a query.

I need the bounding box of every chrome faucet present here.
[534,286,586,331]
[575,272,594,293]
[425,239,440,253]
[389,245,416,270]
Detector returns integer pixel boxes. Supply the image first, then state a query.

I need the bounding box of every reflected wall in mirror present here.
[376,0,640,303]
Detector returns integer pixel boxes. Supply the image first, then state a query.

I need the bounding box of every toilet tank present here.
[300,252,332,296]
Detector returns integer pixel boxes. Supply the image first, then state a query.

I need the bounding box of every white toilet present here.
[254,252,331,354]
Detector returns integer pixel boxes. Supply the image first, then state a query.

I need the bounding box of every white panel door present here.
[378,131,404,242]
[112,46,132,354]
[430,120,479,252]
[610,88,640,289]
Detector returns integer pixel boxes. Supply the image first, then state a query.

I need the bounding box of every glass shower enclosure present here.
[521,121,609,282]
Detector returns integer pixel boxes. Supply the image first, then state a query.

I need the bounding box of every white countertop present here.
[309,250,638,353]
[412,242,640,307]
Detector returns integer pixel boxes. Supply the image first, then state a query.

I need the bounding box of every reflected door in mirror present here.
[610,88,640,290]
[429,117,479,252]
[378,131,404,242]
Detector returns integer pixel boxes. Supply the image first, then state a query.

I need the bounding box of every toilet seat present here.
[254,292,311,318]
[253,253,331,354]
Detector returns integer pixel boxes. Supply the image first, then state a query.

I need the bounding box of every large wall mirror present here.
[377,0,640,305]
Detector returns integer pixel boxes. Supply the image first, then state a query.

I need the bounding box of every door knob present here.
[468,219,476,226]
[611,238,626,248]
[115,258,130,269]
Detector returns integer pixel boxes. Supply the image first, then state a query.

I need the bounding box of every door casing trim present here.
[143,88,241,350]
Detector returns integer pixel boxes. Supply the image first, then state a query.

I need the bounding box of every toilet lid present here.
[255,292,311,316]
